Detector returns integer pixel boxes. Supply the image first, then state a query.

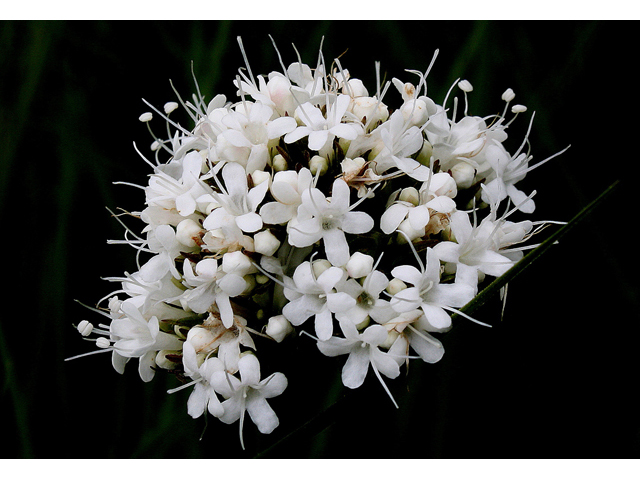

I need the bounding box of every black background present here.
[1,20,638,459]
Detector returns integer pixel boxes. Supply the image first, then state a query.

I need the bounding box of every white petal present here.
[236,212,263,233]
[259,372,288,398]
[308,130,330,151]
[322,228,350,267]
[408,205,431,231]
[246,394,279,434]
[284,126,312,144]
[421,303,452,330]
[425,195,456,213]
[314,307,334,341]
[329,122,359,140]
[341,211,374,234]
[267,116,297,139]
[390,265,423,286]
[326,291,356,313]
[342,347,370,389]
[409,329,445,364]
[380,203,410,234]
[238,354,261,386]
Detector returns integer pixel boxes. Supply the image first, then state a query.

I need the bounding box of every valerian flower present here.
[316,321,401,407]
[287,177,374,267]
[68,36,570,447]
[210,354,287,450]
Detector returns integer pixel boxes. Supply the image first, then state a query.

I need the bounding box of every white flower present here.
[288,177,374,267]
[284,94,360,152]
[144,150,211,217]
[202,161,269,234]
[433,211,516,291]
[380,172,457,235]
[382,310,445,364]
[181,255,250,329]
[334,253,395,326]
[316,321,401,407]
[374,110,430,181]
[218,102,297,173]
[210,354,287,449]
[177,341,225,419]
[259,167,314,227]
[282,260,355,341]
[390,247,475,330]
[138,224,184,283]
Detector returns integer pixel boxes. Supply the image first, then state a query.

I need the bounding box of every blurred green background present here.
[1,20,637,459]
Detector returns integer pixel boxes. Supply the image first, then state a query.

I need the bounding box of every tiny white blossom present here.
[210,354,287,450]
[288,177,374,267]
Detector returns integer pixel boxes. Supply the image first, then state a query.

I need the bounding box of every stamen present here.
[236,36,256,88]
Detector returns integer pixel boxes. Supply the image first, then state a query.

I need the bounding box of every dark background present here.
[1,20,638,459]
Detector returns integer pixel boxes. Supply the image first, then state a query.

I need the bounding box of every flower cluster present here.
[67,38,568,448]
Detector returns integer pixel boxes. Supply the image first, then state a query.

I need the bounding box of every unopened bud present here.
[272,154,288,172]
[253,229,281,256]
[346,252,374,279]
[222,250,255,275]
[399,187,420,206]
[176,218,203,248]
[416,140,434,166]
[387,278,407,296]
[265,315,294,343]
[379,330,400,350]
[312,259,332,278]
[450,162,476,189]
[397,218,425,243]
[309,155,329,176]
[187,326,216,354]
[251,169,271,186]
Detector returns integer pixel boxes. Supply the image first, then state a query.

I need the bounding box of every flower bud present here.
[399,187,420,206]
[265,315,294,343]
[416,140,434,166]
[344,78,369,97]
[346,252,374,279]
[251,169,271,187]
[254,229,281,256]
[242,274,256,294]
[176,218,203,248]
[379,330,400,350]
[450,162,476,189]
[386,278,407,296]
[272,154,288,172]
[312,259,332,278]
[397,218,425,243]
[187,326,216,354]
[400,99,430,127]
[222,250,256,275]
[309,155,329,176]
[350,97,389,128]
